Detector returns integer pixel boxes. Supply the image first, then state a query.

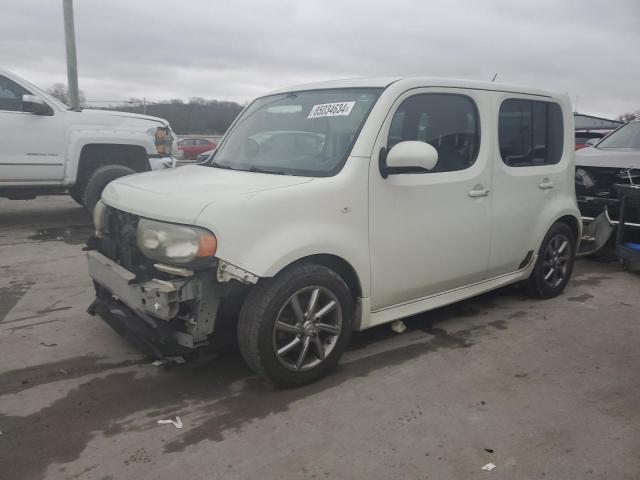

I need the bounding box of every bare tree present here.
[47,83,86,106]
[618,110,640,122]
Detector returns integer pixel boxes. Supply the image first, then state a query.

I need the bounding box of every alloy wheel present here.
[542,233,571,288]
[272,286,342,372]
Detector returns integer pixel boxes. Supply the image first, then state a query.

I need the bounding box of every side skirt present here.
[357,256,537,331]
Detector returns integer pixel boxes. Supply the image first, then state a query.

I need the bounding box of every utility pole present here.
[63,0,80,110]
[143,97,147,115]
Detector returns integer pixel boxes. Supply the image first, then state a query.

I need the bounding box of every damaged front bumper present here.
[86,250,224,357]
[577,205,616,256]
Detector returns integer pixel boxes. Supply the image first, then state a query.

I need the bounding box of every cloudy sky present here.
[2,0,638,117]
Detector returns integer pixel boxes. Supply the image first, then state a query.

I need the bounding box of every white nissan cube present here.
[87,77,581,387]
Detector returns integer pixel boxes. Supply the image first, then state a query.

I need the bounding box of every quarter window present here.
[499,99,564,167]
[387,93,480,173]
[0,75,30,112]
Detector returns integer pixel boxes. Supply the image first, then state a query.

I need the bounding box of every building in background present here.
[574,113,623,130]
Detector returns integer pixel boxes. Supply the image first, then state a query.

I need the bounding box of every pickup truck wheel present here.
[82,165,136,213]
[527,222,575,299]
[238,263,354,388]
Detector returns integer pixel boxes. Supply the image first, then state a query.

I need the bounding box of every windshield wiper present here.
[211,162,287,175]
[210,162,237,170]
[247,166,288,175]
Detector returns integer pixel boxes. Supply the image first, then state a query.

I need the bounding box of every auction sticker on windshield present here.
[308,101,355,119]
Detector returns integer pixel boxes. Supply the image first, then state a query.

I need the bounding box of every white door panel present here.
[0,73,65,183]
[0,111,66,182]
[488,95,566,277]
[369,89,492,311]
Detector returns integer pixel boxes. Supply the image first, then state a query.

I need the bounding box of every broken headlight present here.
[137,218,217,267]
[575,168,595,189]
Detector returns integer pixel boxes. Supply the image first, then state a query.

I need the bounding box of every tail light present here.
[154,127,173,155]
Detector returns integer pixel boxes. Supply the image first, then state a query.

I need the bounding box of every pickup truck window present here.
[212,88,382,177]
[0,75,30,112]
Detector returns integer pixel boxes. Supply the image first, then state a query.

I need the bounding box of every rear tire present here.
[82,165,136,213]
[527,222,576,298]
[238,263,354,388]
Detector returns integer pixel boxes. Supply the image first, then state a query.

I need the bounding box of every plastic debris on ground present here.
[157,416,183,429]
[482,463,496,471]
[391,320,407,333]
[152,356,185,367]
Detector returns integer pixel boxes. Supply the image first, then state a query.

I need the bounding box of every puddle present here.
[568,293,594,302]
[28,225,93,245]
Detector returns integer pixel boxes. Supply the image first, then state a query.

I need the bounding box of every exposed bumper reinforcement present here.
[87,250,223,354]
[88,296,194,358]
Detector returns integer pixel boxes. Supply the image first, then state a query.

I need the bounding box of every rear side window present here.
[499,99,564,167]
[387,93,480,173]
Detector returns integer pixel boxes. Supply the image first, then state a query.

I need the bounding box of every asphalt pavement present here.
[1,196,639,480]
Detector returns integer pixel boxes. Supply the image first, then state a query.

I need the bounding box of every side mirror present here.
[380,141,438,178]
[22,94,53,115]
[585,138,599,148]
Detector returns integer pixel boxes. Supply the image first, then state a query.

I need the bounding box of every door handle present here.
[539,179,554,190]
[468,188,490,198]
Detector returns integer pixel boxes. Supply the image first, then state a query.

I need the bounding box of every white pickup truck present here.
[0,69,177,211]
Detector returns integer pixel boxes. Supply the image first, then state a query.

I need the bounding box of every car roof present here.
[265,76,557,98]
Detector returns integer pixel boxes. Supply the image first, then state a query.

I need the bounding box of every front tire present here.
[238,263,354,388]
[68,187,84,206]
[527,222,576,298]
[82,165,136,213]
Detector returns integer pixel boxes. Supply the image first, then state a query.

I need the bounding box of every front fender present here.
[247,220,365,277]
[196,161,371,296]
[65,130,156,185]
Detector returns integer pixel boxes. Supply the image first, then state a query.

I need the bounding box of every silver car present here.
[576,119,640,218]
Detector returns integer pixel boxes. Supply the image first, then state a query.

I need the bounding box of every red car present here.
[177,138,217,160]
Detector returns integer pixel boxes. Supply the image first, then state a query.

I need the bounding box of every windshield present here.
[597,121,640,149]
[211,88,382,176]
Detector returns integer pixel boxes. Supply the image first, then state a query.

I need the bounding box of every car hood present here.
[576,146,640,169]
[81,109,170,127]
[102,165,312,224]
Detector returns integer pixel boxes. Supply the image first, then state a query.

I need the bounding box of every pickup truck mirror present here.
[585,138,599,147]
[22,94,53,116]
[380,141,438,178]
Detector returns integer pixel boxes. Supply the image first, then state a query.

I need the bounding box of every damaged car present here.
[87,77,581,387]
[575,118,640,252]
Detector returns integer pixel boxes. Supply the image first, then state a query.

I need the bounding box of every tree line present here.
[105,97,244,135]
[47,83,244,135]
[618,110,640,122]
